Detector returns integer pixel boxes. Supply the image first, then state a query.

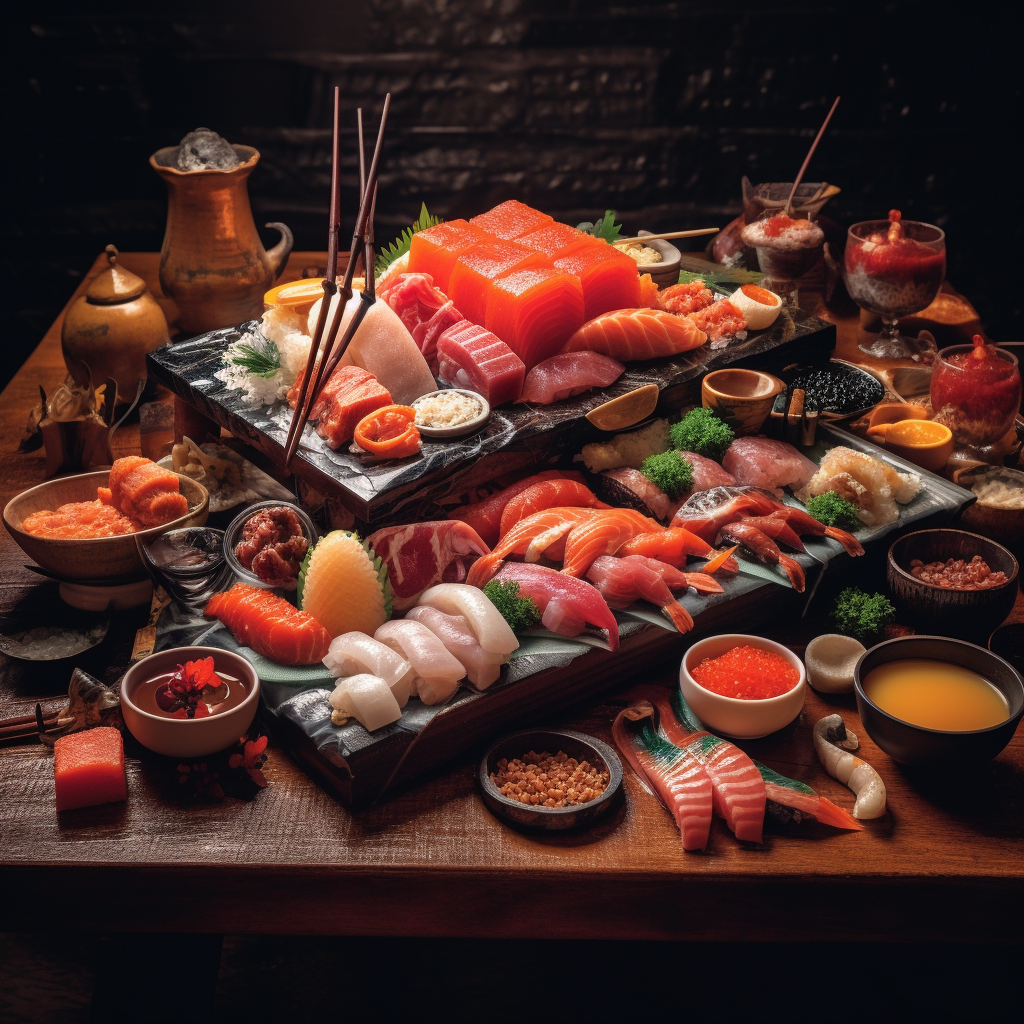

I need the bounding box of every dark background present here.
[4,2,1018,390]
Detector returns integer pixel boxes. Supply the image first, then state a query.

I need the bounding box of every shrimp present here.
[813,714,886,820]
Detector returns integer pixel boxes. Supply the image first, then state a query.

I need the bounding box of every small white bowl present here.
[412,389,491,438]
[121,646,260,758]
[679,633,806,739]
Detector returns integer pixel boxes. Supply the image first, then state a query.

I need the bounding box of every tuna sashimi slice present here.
[676,451,738,492]
[417,301,464,376]
[469,200,552,240]
[449,242,552,328]
[436,320,526,407]
[517,221,590,258]
[366,520,490,612]
[54,727,126,812]
[407,219,490,293]
[518,351,624,404]
[562,308,708,361]
[486,267,585,368]
[553,240,642,319]
[722,436,818,492]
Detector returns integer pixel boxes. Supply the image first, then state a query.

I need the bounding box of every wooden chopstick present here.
[785,96,840,215]
[616,228,720,244]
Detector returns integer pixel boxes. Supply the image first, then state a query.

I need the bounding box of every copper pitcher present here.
[150,145,293,333]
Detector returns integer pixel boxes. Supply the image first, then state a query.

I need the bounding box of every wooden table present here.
[1,253,1021,944]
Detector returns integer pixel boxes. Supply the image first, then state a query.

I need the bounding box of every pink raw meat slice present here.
[517,351,624,405]
[436,320,526,407]
[379,273,462,374]
[676,451,738,492]
[721,437,819,492]
[366,521,490,612]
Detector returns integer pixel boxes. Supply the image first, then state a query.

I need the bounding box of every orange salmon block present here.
[449,242,552,327]
[106,456,189,528]
[54,727,127,812]
[485,267,585,369]
[554,240,642,320]
[470,200,553,240]
[517,221,590,259]
[407,220,491,293]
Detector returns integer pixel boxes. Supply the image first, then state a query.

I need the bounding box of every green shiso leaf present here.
[576,209,623,244]
[229,336,281,378]
[375,202,441,276]
[367,538,394,620]
[296,543,312,607]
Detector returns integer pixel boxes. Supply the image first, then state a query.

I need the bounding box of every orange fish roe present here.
[690,644,799,700]
[22,500,141,538]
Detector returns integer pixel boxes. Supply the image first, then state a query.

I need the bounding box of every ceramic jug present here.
[150,145,293,333]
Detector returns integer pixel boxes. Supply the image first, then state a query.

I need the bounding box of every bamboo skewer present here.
[283,93,391,468]
[616,227,720,244]
[785,96,841,216]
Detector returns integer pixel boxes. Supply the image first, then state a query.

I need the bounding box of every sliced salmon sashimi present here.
[563,308,708,361]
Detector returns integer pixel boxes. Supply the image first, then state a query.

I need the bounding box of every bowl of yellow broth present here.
[854,636,1023,765]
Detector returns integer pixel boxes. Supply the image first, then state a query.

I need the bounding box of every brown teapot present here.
[61,245,170,404]
[150,144,293,333]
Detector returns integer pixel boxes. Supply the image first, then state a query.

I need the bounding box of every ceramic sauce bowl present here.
[701,368,786,435]
[867,418,954,473]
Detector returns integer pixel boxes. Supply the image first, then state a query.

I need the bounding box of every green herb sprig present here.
[483,579,540,633]
[576,210,623,244]
[375,202,441,276]
[228,335,281,378]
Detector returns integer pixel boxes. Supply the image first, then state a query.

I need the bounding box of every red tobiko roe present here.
[155,656,224,719]
[690,645,800,700]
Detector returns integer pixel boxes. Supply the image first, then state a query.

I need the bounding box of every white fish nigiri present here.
[405,606,506,689]
[374,620,466,706]
[323,632,414,707]
[308,291,436,405]
[329,674,402,732]
[416,583,519,656]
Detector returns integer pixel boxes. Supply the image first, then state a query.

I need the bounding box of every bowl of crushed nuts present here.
[479,728,623,831]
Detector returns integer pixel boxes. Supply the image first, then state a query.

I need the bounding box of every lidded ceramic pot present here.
[61,245,170,404]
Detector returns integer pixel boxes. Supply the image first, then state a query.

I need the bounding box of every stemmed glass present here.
[845,215,945,359]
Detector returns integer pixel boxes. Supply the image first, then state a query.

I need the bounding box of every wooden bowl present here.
[887,529,1019,643]
[955,466,1024,566]
[3,471,209,581]
[701,368,786,435]
[478,729,622,831]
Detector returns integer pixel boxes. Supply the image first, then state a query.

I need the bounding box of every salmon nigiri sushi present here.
[470,200,553,240]
[407,219,490,293]
[449,242,552,328]
[562,308,708,361]
[100,456,189,528]
[553,240,642,320]
[205,583,332,665]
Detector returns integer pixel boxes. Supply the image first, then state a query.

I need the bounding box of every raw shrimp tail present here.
[824,525,865,557]
[682,572,724,594]
[813,797,864,831]
[778,553,807,593]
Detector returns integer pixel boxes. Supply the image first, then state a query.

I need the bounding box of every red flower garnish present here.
[228,734,269,788]
[156,656,224,719]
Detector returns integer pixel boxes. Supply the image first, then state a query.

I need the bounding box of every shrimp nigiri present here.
[719,521,806,592]
[618,528,739,572]
[586,555,693,633]
[619,555,724,595]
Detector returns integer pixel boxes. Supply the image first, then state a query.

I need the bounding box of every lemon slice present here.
[586,384,660,431]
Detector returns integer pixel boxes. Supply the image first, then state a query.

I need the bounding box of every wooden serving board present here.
[147,307,836,527]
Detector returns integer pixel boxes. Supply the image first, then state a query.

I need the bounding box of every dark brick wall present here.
[5,2,1017,387]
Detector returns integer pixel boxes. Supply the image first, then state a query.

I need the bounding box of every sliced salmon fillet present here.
[204,583,332,665]
[308,364,393,449]
[469,200,552,240]
[483,267,585,369]
[449,242,552,328]
[553,240,642,320]
[517,221,590,258]
[106,456,189,528]
[407,219,491,293]
[562,308,708,361]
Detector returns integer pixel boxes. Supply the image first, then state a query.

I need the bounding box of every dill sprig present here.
[375,202,441,276]
[228,334,281,378]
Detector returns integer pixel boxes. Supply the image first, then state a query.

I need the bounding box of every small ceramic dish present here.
[3,470,209,582]
[702,368,786,435]
[954,465,1024,564]
[478,728,623,831]
[139,527,230,605]
[412,389,491,439]
[866,418,954,473]
[989,622,1024,677]
[679,633,806,739]
[887,529,1019,642]
[120,646,260,758]
[781,359,886,421]
[0,613,109,663]
[634,232,682,289]
[854,635,1024,765]
[222,501,318,591]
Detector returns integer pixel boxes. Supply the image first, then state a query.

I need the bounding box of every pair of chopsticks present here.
[0,705,62,744]
[282,90,392,468]
[616,227,720,245]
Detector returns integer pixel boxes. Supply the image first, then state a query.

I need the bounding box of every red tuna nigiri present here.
[367,520,490,612]
[54,727,126,812]
[499,478,609,538]
[205,584,332,665]
[407,219,490,293]
[613,703,713,852]
[448,470,584,547]
[562,308,708,361]
[518,351,624,405]
[449,242,552,328]
[553,240,642,320]
[470,200,552,240]
[491,561,619,649]
[485,267,585,368]
[436,320,526,407]
[586,555,693,632]
[516,221,590,258]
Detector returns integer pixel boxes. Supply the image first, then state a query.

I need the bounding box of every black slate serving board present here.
[147,305,836,527]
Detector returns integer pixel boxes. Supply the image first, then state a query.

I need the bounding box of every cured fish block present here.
[562,308,707,361]
[407,219,490,293]
[99,456,189,528]
[553,241,641,320]
[303,364,393,449]
[54,727,127,812]
[517,221,590,258]
[485,267,585,368]
[449,242,552,328]
[436,320,526,407]
[470,200,553,240]
[205,583,332,665]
